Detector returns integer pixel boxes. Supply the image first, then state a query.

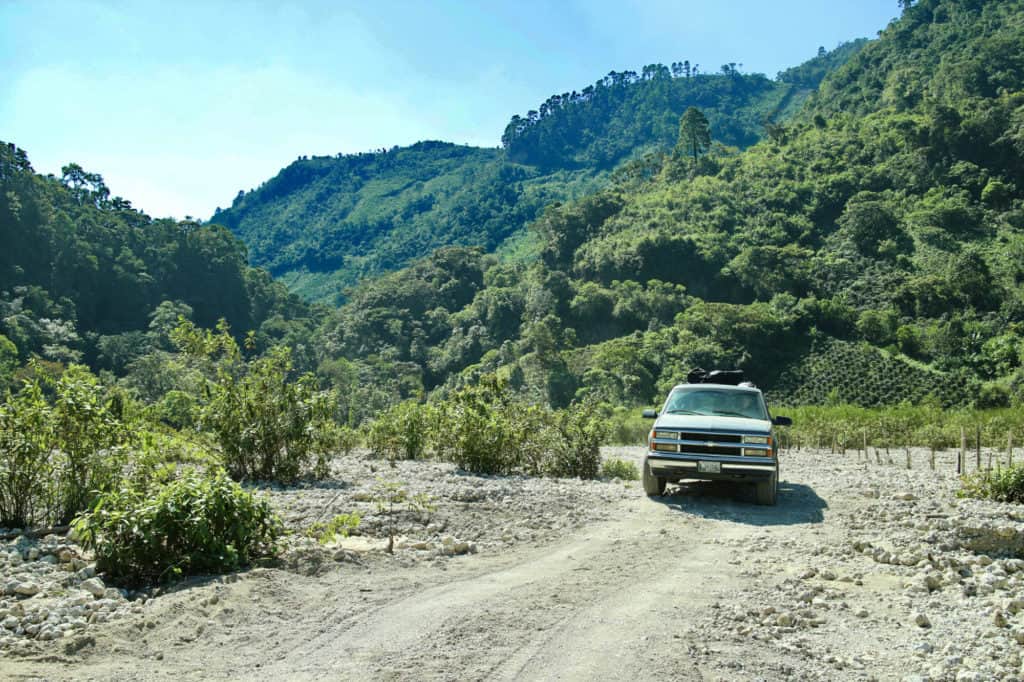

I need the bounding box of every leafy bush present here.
[152,389,199,429]
[366,401,434,461]
[336,425,360,456]
[547,403,606,479]
[959,465,1024,504]
[0,377,53,527]
[75,469,282,586]
[0,364,129,527]
[124,429,221,494]
[432,375,607,478]
[605,406,650,445]
[306,513,361,544]
[51,366,131,522]
[174,321,338,483]
[600,457,639,480]
[434,377,523,475]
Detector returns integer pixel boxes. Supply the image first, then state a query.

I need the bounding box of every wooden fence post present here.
[929,446,935,471]
[959,426,966,475]
[976,426,982,470]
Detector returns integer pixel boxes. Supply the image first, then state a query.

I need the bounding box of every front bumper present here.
[646,452,777,481]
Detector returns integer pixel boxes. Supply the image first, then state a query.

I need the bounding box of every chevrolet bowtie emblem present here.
[706,441,715,448]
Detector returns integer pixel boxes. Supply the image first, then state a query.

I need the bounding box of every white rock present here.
[914,613,932,628]
[13,582,39,597]
[80,578,105,598]
[955,671,983,682]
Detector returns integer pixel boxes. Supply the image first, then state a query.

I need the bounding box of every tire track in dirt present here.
[259,493,754,681]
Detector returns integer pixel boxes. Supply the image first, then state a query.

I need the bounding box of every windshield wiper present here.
[712,410,753,418]
[665,409,701,415]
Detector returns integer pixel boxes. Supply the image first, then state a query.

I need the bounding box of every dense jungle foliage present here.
[211,46,859,303]
[313,0,1024,410]
[501,41,867,170]
[0,143,320,380]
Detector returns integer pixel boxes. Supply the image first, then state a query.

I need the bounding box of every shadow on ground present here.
[651,480,827,525]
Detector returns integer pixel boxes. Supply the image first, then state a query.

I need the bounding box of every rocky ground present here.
[1,446,1022,681]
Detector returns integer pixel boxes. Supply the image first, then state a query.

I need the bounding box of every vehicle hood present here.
[653,414,771,435]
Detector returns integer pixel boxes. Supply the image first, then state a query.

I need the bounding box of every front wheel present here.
[755,470,778,506]
[642,457,667,496]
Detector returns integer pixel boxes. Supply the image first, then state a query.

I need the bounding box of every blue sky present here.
[1,1,899,220]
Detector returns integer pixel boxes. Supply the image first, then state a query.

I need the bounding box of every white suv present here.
[641,382,791,505]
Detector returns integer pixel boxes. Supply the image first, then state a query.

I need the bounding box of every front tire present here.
[755,470,778,506]
[642,457,667,496]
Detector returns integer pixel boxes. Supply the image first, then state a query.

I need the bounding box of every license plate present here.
[697,461,721,474]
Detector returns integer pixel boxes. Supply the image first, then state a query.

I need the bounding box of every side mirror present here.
[772,416,792,427]
[642,408,658,419]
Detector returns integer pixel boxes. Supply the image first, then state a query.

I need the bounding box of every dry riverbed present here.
[2,446,1023,681]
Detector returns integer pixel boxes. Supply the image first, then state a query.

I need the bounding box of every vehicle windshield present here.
[663,388,768,420]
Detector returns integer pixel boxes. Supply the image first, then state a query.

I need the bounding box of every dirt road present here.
[4,446,1022,681]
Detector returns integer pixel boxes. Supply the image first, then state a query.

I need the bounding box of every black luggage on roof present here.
[686,368,746,386]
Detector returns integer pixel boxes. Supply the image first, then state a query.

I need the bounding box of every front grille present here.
[679,431,741,443]
[681,444,742,456]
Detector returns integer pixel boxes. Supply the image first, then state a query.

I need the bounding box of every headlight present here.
[742,435,770,445]
[653,442,678,453]
[653,431,678,440]
[743,448,771,456]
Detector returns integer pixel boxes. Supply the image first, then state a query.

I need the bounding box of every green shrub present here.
[306,513,360,544]
[0,333,16,389]
[206,347,337,482]
[153,389,199,429]
[124,429,220,494]
[547,403,606,479]
[959,465,1024,504]
[0,363,129,527]
[432,375,607,479]
[174,321,338,483]
[75,469,282,586]
[434,377,523,475]
[0,377,53,527]
[605,406,650,445]
[600,457,639,480]
[51,366,131,522]
[336,425,360,456]
[366,401,433,461]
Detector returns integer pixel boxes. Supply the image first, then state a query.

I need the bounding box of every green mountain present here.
[0,144,316,378]
[212,46,863,304]
[316,0,1024,409]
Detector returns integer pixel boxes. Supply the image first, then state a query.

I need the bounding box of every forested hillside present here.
[501,41,867,170]
[5,0,1019,415]
[315,0,1024,410]
[0,144,317,380]
[212,46,861,303]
